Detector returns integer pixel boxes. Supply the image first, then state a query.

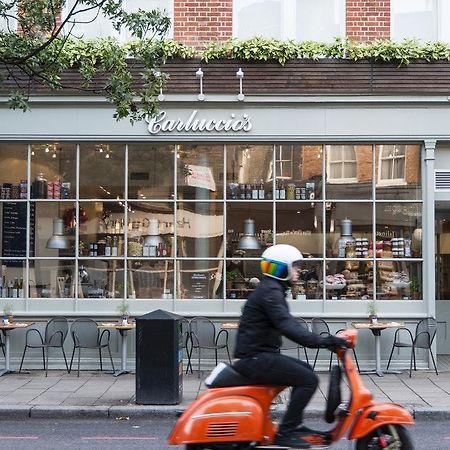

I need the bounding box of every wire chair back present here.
[415,317,437,349]
[71,318,99,347]
[311,317,330,336]
[45,317,68,347]
[189,317,216,348]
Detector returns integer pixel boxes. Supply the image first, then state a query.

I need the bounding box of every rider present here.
[233,244,348,449]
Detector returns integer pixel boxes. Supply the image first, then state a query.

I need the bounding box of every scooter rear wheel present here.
[355,424,414,450]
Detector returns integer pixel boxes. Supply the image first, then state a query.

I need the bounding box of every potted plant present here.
[226,271,237,290]
[410,276,420,300]
[116,301,130,325]
[2,303,13,324]
[367,299,378,324]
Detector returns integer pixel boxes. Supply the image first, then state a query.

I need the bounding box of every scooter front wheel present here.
[355,424,414,450]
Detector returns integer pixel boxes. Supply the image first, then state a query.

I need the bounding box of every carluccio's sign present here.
[146,110,253,134]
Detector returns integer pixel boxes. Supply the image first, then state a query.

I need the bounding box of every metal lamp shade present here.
[238,219,261,250]
[46,218,70,250]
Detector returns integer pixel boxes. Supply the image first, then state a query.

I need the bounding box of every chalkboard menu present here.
[2,202,35,265]
[190,272,209,299]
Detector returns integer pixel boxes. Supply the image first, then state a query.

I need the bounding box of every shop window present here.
[177,144,224,201]
[128,144,174,199]
[78,259,124,298]
[0,260,26,299]
[391,0,450,42]
[79,144,125,199]
[233,0,345,42]
[128,259,174,299]
[227,145,272,200]
[377,145,406,186]
[62,0,173,40]
[177,260,222,300]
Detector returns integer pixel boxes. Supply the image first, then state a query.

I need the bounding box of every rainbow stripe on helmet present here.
[261,258,289,280]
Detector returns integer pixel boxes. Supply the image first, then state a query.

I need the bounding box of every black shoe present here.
[274,431,312,449]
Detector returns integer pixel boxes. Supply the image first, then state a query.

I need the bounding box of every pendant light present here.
[46,218,69,249]
[238,218,261,250]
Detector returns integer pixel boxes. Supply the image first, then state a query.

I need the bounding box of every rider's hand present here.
[325,335,349,352]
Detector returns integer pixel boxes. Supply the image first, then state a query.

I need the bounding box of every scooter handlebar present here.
[336,329,357,349]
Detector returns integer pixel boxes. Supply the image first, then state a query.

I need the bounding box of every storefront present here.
[0,60,448,366]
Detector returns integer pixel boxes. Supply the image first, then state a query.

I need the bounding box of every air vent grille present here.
[435,171,450,191]
[207,422,239,438]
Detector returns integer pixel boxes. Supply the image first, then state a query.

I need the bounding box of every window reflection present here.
[0,144,27,199]
[326,261,373,300]
[177,202,223,258]
[33,202,76,257]
[78,202,125,257]
[128,202,174,257]
[128,259,174,299]
[376,145,421,200]
[376,203,421,258]
[325,203,373,257]
[227,202,273,258]
[128,144,174,199]
[0,260,25,299]
[227,145,273,200]
[79,144,125,199]
[29,259,75,298]
[298,260,324,300]
[78,259,124,298]
[31,143,76,199]
[326,145,373,199]
[177,144,223,200]
[226,259,261,299]
[376,261,422,300]
[276,203,323,257]
[177,260,222,299]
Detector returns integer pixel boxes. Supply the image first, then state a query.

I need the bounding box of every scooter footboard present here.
[168,395,267,445]
[349,403,414,440]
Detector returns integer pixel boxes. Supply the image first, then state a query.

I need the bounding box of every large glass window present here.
[62,0,173,40]
[391,0,450,42]
[233,0,345,41]
[0,142,424,310]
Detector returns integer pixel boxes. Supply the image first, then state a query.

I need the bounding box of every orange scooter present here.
[168,329,414,449]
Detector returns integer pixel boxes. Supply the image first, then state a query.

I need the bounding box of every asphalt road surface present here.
[0,417,448,449]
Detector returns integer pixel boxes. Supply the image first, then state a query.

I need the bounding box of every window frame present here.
[325,145,358,184]
[377,144,408,187]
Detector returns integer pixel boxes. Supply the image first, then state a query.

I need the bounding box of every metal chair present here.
[19,317,69,377]
[180,317,194,374]
[280,318,310,364]
[311,317,360,372]
[187,316,231,378]
[386,317,438,377]
[69,318,115,377]
[0,332,5,357]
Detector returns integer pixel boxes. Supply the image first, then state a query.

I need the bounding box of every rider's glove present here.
[323,335,349,352]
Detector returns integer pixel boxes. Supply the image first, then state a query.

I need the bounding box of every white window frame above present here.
[377,145,407,187]
[326,145,357,184]
[232,0,345,42]
[62,0,173,42]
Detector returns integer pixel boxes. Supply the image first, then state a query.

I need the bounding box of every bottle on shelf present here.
[279,179,286,200]
[258,179,265,200]
[105,236,112,256]
[18,278,24,298]
[111,236,118,256]
[239,184,246,200]
[275,179,280,200]
[245,183,252,200]
[251,180,258,200]
[12,278,19,298]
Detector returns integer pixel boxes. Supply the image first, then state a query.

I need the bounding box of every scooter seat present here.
[205,362,255,388]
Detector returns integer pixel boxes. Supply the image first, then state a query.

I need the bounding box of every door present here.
[435,202,450,354]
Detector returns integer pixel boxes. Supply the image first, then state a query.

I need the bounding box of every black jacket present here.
[234,276,336,358]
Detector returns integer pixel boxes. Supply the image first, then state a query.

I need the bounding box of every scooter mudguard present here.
[168,395,266,445]
[349,403,415,440]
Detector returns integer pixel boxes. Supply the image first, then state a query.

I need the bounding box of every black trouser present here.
[233,352,318,434]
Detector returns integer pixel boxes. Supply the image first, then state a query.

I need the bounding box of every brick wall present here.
[346,0,391,42]
[174,0,233,49]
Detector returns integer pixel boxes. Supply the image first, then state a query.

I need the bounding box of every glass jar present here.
[32,172,47,199]
[127,236,143,257]
[287,183,296,200]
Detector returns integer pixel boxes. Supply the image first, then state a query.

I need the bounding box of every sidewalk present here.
[0,368,450,420]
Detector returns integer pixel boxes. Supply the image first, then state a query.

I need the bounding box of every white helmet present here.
[260,244,303,281]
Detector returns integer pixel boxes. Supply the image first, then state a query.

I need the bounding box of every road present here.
[0,417,448,449]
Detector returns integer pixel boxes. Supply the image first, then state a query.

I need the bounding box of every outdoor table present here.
[0,322,34,377]
[221,322,239,330]
[352,321,404,377]
[98,322,136,377]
